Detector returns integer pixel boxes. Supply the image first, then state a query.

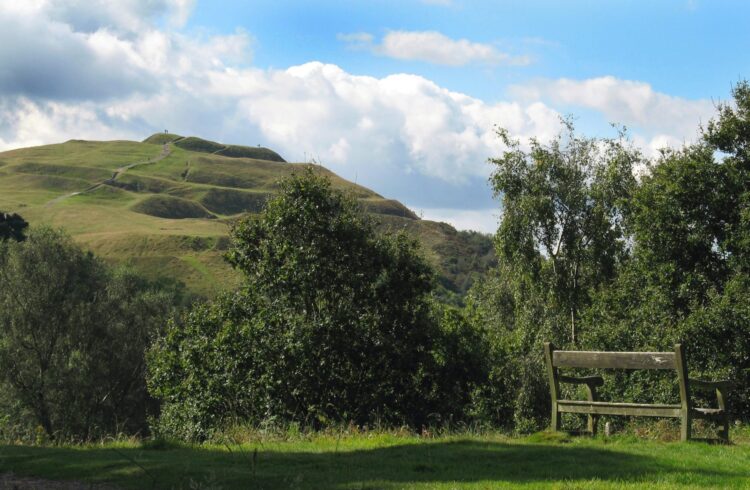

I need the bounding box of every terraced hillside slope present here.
[0,134,494,302]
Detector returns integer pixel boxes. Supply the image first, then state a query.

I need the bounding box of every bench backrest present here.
[544,342,690,408]
[552,350,676,370]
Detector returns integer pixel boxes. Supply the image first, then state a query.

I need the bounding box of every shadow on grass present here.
[0,439,745,489]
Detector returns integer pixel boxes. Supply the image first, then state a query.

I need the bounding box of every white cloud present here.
[337,32,374,46]
[0,0,251,101]
[0,2,719,232]
[168,0,196,27]
[0,97,141,151]
[201,61,560,183]
[1,0,196,36]
[339,30,530,66]
[0,0,559,221]
[510,77,714,146]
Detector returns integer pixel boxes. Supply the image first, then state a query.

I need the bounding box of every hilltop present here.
[0,134,494,302]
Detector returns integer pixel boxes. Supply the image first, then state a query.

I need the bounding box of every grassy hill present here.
[0,134,494,301]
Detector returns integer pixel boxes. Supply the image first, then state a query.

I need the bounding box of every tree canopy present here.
[489,122,640,345]
[148,169,486,439]
[469,83,750,431]
[0,227,174,439]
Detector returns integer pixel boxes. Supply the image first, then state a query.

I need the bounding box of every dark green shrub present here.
[147,170,486,439]
[0,212,28,242]
[0,227,174,440]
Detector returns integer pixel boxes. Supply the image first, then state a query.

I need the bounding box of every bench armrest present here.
[559,375,604,388]
[689,378,734,392]
[689,378,734,412]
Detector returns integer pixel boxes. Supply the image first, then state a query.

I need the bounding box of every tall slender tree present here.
[489,121,640,344]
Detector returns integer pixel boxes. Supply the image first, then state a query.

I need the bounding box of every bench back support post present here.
[585,382,599,436]
[544,342,561,431]
[674,343,692,441]
[716,388,730,440]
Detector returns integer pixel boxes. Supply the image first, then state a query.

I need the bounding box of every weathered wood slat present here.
[557,400,682,418]
[689,379,734,391]
[692,407,726,420]
[544,343,561,431]
[552,350,676,370]
[674,344,691,441]
[558,375,604,387]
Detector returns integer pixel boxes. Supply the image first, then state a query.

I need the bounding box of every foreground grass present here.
[1,431,749,489]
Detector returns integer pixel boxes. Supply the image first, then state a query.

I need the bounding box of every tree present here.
[0,227,174,439]
[465,122,642,431]
[489,121,640,345]
[579,82,750,419]
[0,212,28,242]
[148,169,484,439]
[704,80,750,274]
[628,144,731,311]
[467,82,750,432]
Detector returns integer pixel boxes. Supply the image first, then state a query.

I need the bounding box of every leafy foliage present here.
[148,170,486,440]
[582,83,750,416]
[489,121,639,345]
[0,227,174,440]
[581,83,750,416]
[432,227,497,306]
[471,82,750,431]
[469,122,641,431]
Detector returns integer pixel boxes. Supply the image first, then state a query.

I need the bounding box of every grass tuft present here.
[139,437,185,451]
[525,430,572,444]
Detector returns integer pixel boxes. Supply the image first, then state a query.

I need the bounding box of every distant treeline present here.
[1,82,749,442]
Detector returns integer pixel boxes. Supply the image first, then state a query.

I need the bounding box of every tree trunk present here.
[36,392,54,438]
[570,307,576,346]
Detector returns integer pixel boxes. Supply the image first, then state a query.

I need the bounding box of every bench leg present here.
[717,388,730,442]
[586,385,599,436]
[551,406,561,432]
[588,415,598,436]
[720,414,730,441]
[681,413,691,442]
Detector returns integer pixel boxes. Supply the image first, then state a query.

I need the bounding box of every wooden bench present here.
[544,343,733,441]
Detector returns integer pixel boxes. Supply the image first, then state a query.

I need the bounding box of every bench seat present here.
[557,400,682,418]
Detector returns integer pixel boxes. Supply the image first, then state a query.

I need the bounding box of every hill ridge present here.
[0,136,494,303]
[143,133,286,163]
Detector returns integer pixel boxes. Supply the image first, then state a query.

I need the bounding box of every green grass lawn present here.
[1,432,749,489]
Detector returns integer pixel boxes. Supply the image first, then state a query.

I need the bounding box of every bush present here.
[147,170,487,439]
[0,211,28,242]
[0,227,174,440]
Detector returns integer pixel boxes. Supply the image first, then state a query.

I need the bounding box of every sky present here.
[1,0,748,233]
